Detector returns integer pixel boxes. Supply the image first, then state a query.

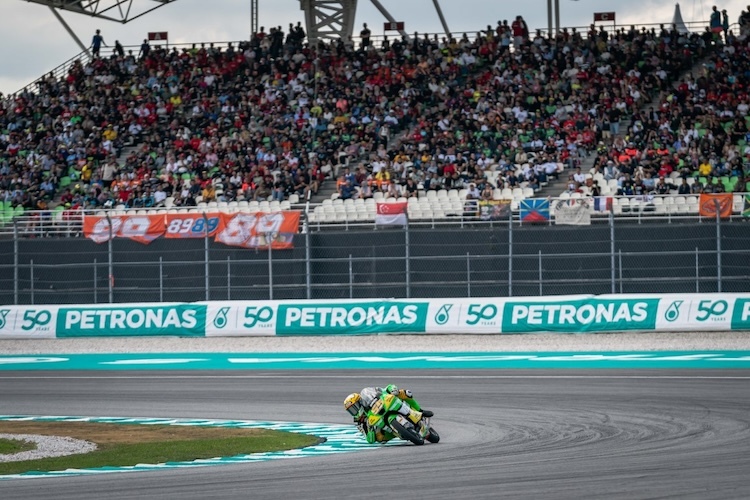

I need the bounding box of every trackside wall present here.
[2,294,749,338]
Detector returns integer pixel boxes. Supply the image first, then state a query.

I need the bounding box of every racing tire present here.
[391,420,425,446]
[427,428,440,444]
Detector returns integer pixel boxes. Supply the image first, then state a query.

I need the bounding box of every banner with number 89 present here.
[164,214,222,238]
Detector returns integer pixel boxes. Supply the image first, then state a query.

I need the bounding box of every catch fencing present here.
[1,209,749,305]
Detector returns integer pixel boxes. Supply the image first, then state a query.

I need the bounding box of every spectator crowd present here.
[1,10,748,220]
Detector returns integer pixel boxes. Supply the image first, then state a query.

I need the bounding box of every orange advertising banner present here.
[83,214,165,244]
[84,211,301,248]
[698,193,733,219]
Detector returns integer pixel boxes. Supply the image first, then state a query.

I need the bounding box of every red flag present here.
[376,202,408,225]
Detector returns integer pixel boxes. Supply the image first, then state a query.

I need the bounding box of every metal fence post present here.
[305,208,312,300]
[227,256,231,300]
[538,250,543,296]
[13,221,18,305]
[695,247,699,293]
[610,211,615,294]
[93,258,97,304]
[508,209,513,297]
[30,259,34,305]
[618,249,623,294]
[349,254,353,299]
[466,252,471,298]
[715,201,722,293]
[107,211,113,303]
[203,213,210,301]
[268,233,273,300]
[405,217,411,298]
[159,256,164,302]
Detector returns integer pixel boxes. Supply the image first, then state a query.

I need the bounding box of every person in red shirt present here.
[511,16,528,50]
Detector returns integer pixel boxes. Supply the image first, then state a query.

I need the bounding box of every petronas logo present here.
[434,304,452,325]
[664,301,682,322]
[213,307,230,329]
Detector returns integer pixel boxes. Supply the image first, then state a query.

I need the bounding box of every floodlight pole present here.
[431,0,451,38]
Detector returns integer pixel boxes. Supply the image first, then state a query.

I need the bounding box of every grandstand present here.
[2,7,749,234]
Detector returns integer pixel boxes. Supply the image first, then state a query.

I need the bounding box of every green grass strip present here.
[0,438,36,455]
[0,431,319,475]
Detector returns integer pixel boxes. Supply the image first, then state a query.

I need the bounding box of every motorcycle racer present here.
[344,385,433,444]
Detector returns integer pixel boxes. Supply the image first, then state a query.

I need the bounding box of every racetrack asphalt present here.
[1,370,749,499]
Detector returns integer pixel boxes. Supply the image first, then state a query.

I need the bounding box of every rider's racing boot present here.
[422,409,434,418]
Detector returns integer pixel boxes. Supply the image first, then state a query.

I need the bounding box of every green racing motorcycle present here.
[367,392,440,446]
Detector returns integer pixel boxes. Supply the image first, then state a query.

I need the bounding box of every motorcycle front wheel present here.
[391,420,425,445]
[427,428,440,443]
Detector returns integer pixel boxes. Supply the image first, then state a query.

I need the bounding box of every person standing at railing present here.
[360,23,371,51]
[510,16,528,51]
[91,29,106,57]
[722,10,729,41]
[710,6,723,43]
[114,40,125,58]
[138,39,150,60]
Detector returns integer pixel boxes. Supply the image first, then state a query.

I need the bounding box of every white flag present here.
[554,199,592,225]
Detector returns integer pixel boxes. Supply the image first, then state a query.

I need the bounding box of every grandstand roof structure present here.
[22,0,177,23]
[21,0,579,51]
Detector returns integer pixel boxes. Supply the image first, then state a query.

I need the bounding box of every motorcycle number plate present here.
[371,399,384,414]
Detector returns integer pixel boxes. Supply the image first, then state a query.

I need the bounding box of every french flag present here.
[593,197,613,212]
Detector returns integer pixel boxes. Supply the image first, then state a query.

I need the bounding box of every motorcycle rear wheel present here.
[391,420,425,445]
[427,428,440,443]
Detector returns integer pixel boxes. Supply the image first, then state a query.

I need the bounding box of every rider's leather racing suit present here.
[356,386,428,443]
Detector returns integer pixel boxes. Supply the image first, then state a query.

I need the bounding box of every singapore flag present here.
[376,202,408,226]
